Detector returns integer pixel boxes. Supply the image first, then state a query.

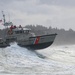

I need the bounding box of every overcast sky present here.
[0,0,75,30]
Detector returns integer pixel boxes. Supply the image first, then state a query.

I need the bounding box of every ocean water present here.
[0,43,75,75]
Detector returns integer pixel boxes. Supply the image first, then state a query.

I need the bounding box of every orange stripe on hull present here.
[35,36,40,44]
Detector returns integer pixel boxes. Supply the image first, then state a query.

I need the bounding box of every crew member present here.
[19,25,22,28]
[10,25,14,30]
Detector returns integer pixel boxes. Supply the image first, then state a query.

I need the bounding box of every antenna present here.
[2,11,13,28]
[2,11,6,26]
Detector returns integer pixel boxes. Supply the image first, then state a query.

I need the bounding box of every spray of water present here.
[0,43,75,75]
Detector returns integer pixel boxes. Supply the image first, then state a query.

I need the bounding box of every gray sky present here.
[0,0,75,30]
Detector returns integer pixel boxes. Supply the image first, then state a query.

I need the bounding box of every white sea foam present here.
[0,43,75,75]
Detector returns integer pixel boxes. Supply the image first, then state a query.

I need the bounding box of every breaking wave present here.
[0,43,75,75]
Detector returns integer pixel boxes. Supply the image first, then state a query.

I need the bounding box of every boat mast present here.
[2,11,6,25]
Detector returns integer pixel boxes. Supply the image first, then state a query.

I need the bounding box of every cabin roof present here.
[23,27,31,31]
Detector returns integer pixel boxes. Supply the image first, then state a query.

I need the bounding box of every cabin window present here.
[15,30,24,34]
[20,30,23,33]
[24,30,29,34]
[15,31,19,34]
[15,30,30,34]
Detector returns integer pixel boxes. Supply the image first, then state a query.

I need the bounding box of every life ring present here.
[8,30,13,35]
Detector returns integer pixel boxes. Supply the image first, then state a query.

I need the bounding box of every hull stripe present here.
[34,36,40,44]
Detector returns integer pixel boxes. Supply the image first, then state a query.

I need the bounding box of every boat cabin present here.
[13,27,31,34]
